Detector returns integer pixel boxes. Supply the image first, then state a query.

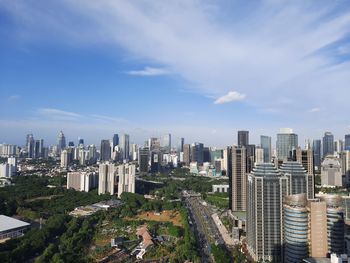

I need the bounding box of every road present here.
[183,192,225,263]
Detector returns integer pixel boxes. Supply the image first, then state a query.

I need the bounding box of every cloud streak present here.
[214,91,246,104]
[126,66,171,76]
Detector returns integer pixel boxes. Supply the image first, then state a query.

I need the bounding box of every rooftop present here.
[0,215,30,232]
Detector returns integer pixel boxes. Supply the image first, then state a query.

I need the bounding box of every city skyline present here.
[1,1,350,145]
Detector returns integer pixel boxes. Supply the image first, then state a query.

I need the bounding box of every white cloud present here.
[309,107,321,112]
[126,66,171,76]
[214,91,246,104]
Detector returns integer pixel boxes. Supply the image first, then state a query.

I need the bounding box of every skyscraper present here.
[313,139,322,169]
[112,134,119,150]
[323,132,334,157]
[260,135,272,163]
[183,144,191,166]
[190,142,204,165]
[120,134,130,161]
[247,163,289,262]
[238,130,249,147]
[345,134,350,151]
[100,139,111,162]
[280,161,314,199]
[231,146,247,211]
[276,128,298,161]
[138,147,149,174]
[57,131,66,153]
[177,137,184,155]
[117,163,136,197]
[161,134,171,153]
[26,134,35,158]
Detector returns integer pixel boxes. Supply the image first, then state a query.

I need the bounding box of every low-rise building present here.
[0,215,30,242]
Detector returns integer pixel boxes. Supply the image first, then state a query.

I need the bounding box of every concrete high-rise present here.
[321,156,342,187]
[247,163,289,262]
[323,132,335,157]
[67,172,98,192]
[100,139,111,162]
[98,163,115,195]
[183,144,191,166]
[238,130,249,147]
[120,134,130,161]
[260,135,272,163]
[276,128,298,161]
[295,147,314,175]
[117,163,136,197]
[60,149,69,168]
[231,146,247,211]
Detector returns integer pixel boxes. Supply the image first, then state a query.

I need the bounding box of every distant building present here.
[100,139,111,162]
[60,149,69,168]
[238,130,249,147]
[117,163,136,198]
[138,147,149,174]
[212,184,229,193]
[321,156,343,187]
[120,134,130,161]
[57,131,66,153]
[260,135,272,163]
[191,142,204,166]
[183,144,191,166]
[313,139,322,169]
[177,138,184,156]
[112,134,119,150]
[276,128,298,161]
[0,215,30,242]
[98,163,116,195]
[67,172,98,192]
[323,132,335,158]
[161,134,171,153]
[345,134,350,151]
[0,157,16,178]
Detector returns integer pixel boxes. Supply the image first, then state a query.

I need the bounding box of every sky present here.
[1,0,350,147]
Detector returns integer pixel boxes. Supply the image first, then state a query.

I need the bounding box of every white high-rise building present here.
[60,150,68,168]
[0,157,17,177]
[255,147,264,164]
[98,163,116,195]
[67,172,98,192]
[117,163,136,198]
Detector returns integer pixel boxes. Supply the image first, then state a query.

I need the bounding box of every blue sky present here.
[1,0,350,147]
